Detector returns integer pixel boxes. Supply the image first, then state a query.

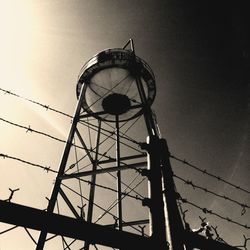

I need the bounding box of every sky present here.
[0,1,250,249]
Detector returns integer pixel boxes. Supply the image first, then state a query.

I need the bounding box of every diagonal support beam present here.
[59,188,80,219]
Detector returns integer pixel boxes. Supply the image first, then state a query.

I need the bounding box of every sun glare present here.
[0,1,40,93]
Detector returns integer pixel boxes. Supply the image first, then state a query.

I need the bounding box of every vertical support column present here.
[141,136,168,249]
[116,115,123,231]
[36,84,86,250]
[84,120,102,250]
[86,120,101,222]
[130,39,168,248]
[160,139,185,250]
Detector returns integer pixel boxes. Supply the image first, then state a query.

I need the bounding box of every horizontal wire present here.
[0,86,142,146]
[177,194,250,230]
[0,116,70,146]
[1,117,145,201]
[3,87,249,236]
[0,153,58,174]
[0,116,115,162]
[0,87,73,118]
[170,154,250,195]
[174,174,250,215]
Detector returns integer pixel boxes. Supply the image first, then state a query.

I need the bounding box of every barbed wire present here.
[0,86,142,147]
[178,200,250,249]
[1,87,249,243]
[0,87,73,118]
[177,193,250,230]
[0,116,116,162]
[170,154,250,195]
[0,116,69,145]
[0,153,58,174]
[174,174,250,216]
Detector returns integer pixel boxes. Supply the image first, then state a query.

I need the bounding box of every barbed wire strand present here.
[0,87,73,118]
[1,86,142,150]
[2,87,248,241]
[0,153,58,174]
[71,119,135,174]
[177,194,250,230]
[170,154,250,195]
[174,174,250,215]
[0,117,73,147]
[1,87,143,148]
[0,116,118,164]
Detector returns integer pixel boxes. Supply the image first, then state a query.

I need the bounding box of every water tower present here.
[35,39,185,250]
[0,39,242,250]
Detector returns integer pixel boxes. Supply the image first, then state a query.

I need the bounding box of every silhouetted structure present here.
[0,39,241,250]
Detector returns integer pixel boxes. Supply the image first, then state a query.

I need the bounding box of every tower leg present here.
[36,84,86,250]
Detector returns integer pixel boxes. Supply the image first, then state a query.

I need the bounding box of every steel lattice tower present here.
[0,39,241,250]
[34,39,183,250]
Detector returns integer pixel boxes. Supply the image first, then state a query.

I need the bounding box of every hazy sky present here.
[0,1,249,249]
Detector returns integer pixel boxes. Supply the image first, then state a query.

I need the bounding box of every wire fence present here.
[1,86,249,249]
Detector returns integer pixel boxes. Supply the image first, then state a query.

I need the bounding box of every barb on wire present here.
[0,117,68,146]
[177,194,250,230]
[4,188,20,202]
[0,87,73,118]
[174,174,250,215]
[0,153,58,174]
[0,116,97,153]
[138,225,146,236]
[26,125,33,133]
[77,204,86,220]
[113,216,119,229]
[170,154,250,195]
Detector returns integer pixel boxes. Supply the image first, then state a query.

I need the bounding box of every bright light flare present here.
[0,1,40,92]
